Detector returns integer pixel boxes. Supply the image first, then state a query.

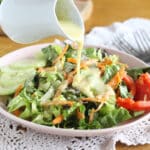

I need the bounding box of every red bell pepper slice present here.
[117,97,150,111]
[122,74,136,96]
[135,73,150,101]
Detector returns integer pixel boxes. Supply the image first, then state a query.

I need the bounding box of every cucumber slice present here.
[0,68,36,95]
[9,58,46,69]
[0,54,46,96]
[0,85,20,95]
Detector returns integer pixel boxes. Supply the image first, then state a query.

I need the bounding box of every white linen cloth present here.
[85,18,150,63]
[1,18,150,150]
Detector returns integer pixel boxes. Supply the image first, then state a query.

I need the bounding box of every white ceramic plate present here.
[0,43,150,137]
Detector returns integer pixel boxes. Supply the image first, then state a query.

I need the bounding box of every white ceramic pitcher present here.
[0,0,84,44]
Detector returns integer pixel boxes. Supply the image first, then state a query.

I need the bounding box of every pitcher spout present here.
[55,0,85,41]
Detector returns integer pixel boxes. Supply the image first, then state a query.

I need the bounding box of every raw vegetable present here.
[117,97,150,111]
[122,74,136,96]
[1,43,149,129]
[134,73,150,100]
[0,67,36,95]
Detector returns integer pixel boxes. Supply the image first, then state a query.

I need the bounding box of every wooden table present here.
[0,0,150,149]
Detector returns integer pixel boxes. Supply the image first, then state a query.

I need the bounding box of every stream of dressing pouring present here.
[0,0,85,77]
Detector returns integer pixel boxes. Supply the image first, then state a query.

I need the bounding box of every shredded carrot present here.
[80,63,88,69]
[81,94,109,103]
[37,66,56,73]
[12,109,21,117]
[76,108,85,120]
[42,100,74,107]
[81,97,102,103]
[37,67,44,73]
[64,58,99,85]
[89,102,105,123]
[81,97,98,102]
[95,102,105,112]
[89,108,95,123]
[63,72,67,79]
[108,66,127,89]
[52,115,63,125]
[98,58,112,67]
[53,81,68,98]
[66,59,96,84]
[67,58,77,64]
[67,69,77,84]
[14,84,23,97]
[97,58,112,72]
[67,57,97,69]
[53,44,69,65]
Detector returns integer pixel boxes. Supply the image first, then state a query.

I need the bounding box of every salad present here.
[0,43,150,129]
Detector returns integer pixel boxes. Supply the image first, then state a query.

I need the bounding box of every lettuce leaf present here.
[78,119,102,129]
[8,88,41,119]
[64,45,77,59]
[42,45,62,66]
[119,83,133,98]
[32,114,53,126]
[102,64,120,83]
[64,62,76,73]
[99,106,132,128]
[8,89,32,119]
[84,48,102,60]
[63,103,84,120]
[127,67,150,80]
[38,71,63,92]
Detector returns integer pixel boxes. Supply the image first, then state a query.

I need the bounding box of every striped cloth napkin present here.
[85,18,150,63]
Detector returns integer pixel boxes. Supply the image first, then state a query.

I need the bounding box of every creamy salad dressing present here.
[59,21,84,78]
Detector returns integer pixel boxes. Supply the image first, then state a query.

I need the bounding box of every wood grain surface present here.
[0,0,150,149]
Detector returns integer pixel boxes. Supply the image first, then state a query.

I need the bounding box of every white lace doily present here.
[1,112,150,150]
[1,18,150,150]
